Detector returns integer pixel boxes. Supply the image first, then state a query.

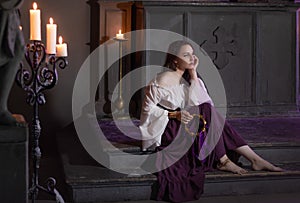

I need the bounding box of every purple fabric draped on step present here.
[153,103,247,203]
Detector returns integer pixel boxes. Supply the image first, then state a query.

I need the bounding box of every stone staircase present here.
[57,116,300,203]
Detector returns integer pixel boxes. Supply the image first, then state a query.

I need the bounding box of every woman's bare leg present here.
[235,145,283,172]
[217,154,248,175]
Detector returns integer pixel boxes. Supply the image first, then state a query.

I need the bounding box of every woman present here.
[139,40,283,203]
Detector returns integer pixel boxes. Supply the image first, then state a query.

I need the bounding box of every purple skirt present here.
[153,103,247,203]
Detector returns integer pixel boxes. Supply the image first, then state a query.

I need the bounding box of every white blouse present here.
[139,77,213,151]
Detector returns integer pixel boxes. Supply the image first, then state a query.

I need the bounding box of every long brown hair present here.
[164,40,200,84]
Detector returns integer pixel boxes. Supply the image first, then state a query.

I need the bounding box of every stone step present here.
[240,142,300,165]
[58,137,300,202]
[61,151,300,203]
[104,141,300,170]
[204,163,300,197]
[99,193,300,203]
[33,192,300,203]
[56,117,300,202]
[60,154,155,203]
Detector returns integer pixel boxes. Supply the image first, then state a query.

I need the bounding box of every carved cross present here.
[200,26,237,69]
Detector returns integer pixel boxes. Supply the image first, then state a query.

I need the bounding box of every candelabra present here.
[16,40,67,203]
[113,37,128,118]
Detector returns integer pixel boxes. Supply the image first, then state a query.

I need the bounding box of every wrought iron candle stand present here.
[16,40,67,203]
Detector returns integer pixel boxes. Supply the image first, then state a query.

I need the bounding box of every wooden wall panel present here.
[91,1,299,116]
[141,4,299,116]
[189,12,254,107]
[257,12,296,105]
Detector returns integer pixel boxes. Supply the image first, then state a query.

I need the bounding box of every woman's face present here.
[176,44,196,70]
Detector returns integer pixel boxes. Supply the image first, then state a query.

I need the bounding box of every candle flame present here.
[33,2,37,10]
[19,26,22,31]
[49,17,54,24]
[59,36,63,44]
[119,30,122,34]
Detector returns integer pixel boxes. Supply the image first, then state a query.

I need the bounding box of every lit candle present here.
[30,2,41,41]
[46,17,57,54]
[56,36,68,57]
[116,30,124,39]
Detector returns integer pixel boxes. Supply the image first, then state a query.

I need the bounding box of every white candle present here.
[116,30,124,39]
[30,2,41,41]
[56,36,68,57]
[46,17,57,54]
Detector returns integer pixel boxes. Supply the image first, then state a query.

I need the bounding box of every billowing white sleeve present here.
[188,78,214,106]
[139,84,169,151]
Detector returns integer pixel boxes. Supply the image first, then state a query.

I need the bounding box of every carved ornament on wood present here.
[200,25,238,69]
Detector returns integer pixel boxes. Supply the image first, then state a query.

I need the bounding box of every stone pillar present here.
[0,125,28,203]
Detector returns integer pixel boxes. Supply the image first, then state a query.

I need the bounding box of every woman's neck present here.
[175,69,184,77]
[170,69,185,85]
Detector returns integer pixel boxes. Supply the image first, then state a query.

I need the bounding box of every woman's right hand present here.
[169,110,193,124]
[188,55,199,80]
[180,110,193,124]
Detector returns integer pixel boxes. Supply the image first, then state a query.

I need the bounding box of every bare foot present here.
[217,159,248,175]
[252,158,284,172]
